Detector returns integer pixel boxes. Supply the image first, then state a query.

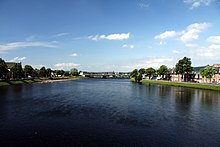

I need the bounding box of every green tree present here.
[175,57,193,81]
[130,69,138,78]
[135,73,142,83]
[40,66,47,77]
[70,68,78,76]
[157,65,169,80]
[138,68,145,75]
[200,66,214,83]
[46,68,52,77]
[130,69,142,83]
[11,63,23,79]
[145,67,156,79]
[24,65,34,77]
[33,68,40,77]
[0,58,8,79]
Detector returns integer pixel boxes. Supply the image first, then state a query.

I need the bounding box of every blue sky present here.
[0,0,220,71]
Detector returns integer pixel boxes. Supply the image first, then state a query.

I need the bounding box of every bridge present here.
[79,71,130,78]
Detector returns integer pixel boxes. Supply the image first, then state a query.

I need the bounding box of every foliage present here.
[0,58,8,79]
[138,68,145,75]
[135,73,142,83]
[55,70,65,76]
[11,63,23,79]
[130,69,142,82]
[40,67,47,77]
[145,67,156,79]
[70,68,78,76]
[157,65,169,79]
[175,57,193,81]
[200,66,214,79]
[46,68,52,77]
[130,69,138,78]
[24,65,34,77]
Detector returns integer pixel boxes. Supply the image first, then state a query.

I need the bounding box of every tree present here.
[139,68,145,75]
[130,69,138,78]
[175,57,193,81]
[145,67,156,79]
[130,69,142,83]
[157,65,169,80]
[33,68,40,77]
[200,66,214,83]
[11,63,23,79]
[46,68,52,77]
[135,73,142,83]
[39,67,47,77]
[70,68,78,76]
[24,65,34,77]
[0,58,8,79]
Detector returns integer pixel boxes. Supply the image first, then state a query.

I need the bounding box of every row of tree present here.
[130,57,215,83]
[0,58,79,80]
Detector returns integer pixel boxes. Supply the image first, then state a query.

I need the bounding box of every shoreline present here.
[131,78,220,91]
[0,77,83,87]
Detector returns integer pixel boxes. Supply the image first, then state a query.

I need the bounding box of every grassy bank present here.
[131,78,220,91]
[0,76,82,87]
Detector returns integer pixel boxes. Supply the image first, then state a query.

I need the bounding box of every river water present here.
[0,78,220,146]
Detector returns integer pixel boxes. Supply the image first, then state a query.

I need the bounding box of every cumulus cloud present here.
[69,53,78,57]
[154,31,177,39]
[183,0,214,9]
[122,44,135,49]
[0,41,57,54]
[180,22,210,42]
[9,57,27,62]
[88,33,130,41]
[54,63,80,69]
[155,22,210,43]
[207,36,220,44]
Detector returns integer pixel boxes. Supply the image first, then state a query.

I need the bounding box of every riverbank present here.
[131,78,220,91]
[0,76,83,87]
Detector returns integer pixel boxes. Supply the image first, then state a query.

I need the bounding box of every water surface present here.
[0,79,220,146]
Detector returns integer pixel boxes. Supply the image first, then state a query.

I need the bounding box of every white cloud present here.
[172,50,180,54]
[88,33,130,41]
[159,41,167,46]
[0,41,57,54]
[53,33,69,37]
[183,0,214,9]
[185,43,198,48]
[137,3,149,9]
[122,44,135,49]
[154,31,177,39]
[69,53,78,57]
[207,36,220,44]
[9,57,27,62]
[54,63,80,69]
[180,22,210,42]
[155,22,210,43]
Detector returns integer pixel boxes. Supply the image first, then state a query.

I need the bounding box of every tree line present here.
[0,58,79,80]
[130,57,215,83]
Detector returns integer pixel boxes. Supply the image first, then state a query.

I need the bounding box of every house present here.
[213,64,220,83]
[6,62,17,79]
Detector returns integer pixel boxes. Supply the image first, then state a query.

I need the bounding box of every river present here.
[0,78,220,146]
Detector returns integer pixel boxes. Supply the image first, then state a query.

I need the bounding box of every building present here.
[213,64,220,83]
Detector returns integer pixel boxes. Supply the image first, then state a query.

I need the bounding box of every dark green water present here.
[0,78,220,146]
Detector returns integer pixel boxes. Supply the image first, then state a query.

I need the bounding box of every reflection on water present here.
[0,79,220,146]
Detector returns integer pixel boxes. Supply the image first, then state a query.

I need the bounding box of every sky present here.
[0,0,220,71]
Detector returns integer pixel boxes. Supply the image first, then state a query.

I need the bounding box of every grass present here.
[131,78,220,91]
[0,76,83,87]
